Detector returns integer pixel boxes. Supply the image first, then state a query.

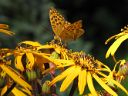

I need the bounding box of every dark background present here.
[0,0,128,95]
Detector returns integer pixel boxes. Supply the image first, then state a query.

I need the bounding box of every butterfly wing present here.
[72,20,85,39]
[60,20,85,41]
[49,7,66,36]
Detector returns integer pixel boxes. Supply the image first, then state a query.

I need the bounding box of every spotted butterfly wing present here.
[49,7,84,41]
[49,7,68,36]
[59,20,84,41]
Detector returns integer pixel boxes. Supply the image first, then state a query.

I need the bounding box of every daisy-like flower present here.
[49,52,127,96]
[36,43,75,74]
[14,41,73,72]
[105,25,128,59]
[49,52,128,95]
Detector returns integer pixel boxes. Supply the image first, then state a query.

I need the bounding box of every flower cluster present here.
[0,9,128,96]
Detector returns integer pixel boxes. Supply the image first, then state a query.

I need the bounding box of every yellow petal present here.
[108,77,128,95]
[60,66,81,92]
[34,53,50,64]
[49,66,75,86]
[105,34,117,44]
[78,69,87,95]
[20,87,32,96]
[98,71,128,95]
[0,64,32,90]
[93,73,118,96]
[95,60,111,72]
[40,54,74,67]
[97,72,106,77]
[106,34,128,58]
[88,93,94,96]
[12,87,27,96]
[54,47,61,54]
[20,41,42,47]
[87,72,98,96]
[60,51,69,60]
[37,44,54,50]
[42,55,61,66]
[0,29,15,36]
[15,55,24,72]
[105,32,124,44]
[0,24,9,29]
[26,53,35,70]
[1,85,7,96]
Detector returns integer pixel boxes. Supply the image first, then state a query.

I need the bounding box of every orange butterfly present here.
[49,7,85,41]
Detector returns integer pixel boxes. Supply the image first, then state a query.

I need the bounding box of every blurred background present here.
[0,0,128,95]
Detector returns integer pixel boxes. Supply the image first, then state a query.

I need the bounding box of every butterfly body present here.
[49,7,85,41]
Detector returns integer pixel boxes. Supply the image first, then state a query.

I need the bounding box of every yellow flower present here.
[14,41,73,72]
[105,25,128,59]
[35,42,73,73]
[0,48,32,91]
[35,52,75,74]
[49,52,121,95]
[15,41,48,71]
[37,42,69,60]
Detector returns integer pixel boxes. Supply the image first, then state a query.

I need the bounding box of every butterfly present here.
[49,7,85,41]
